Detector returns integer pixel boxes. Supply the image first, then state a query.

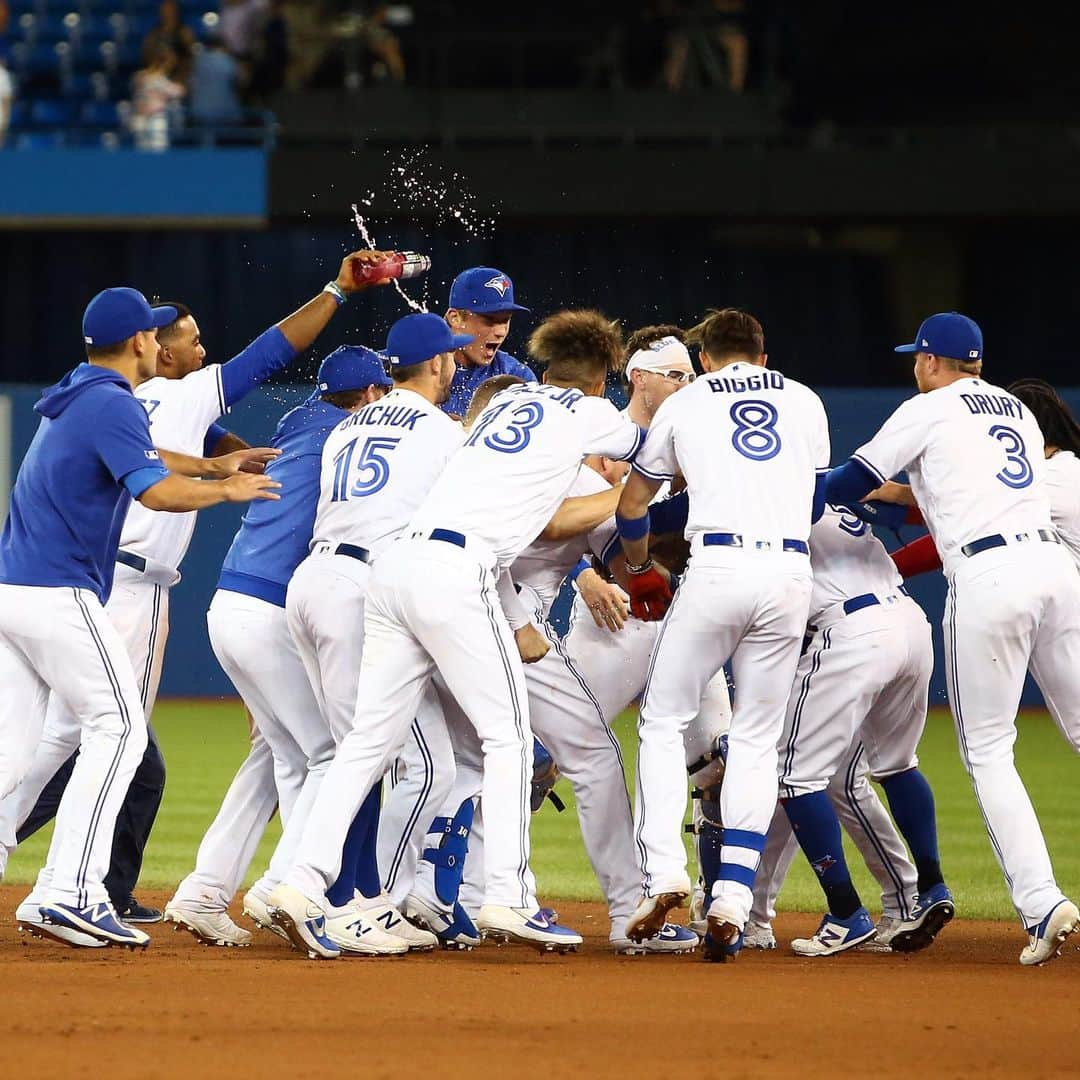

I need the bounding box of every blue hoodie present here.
[0,364,169,604]
[442,349,536,418]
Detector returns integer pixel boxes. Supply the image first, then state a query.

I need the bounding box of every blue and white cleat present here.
[625,885,691,943]
[265,884,340,960]
[889,883,955,954]
[476,905,583,953]
[791,907,876,957]
[1020,899,1080,967]
[38,902,150,950]
[404,894,481,951]
[614,922,699,955]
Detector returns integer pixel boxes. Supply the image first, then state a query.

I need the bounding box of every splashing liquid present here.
[350,204,428,313]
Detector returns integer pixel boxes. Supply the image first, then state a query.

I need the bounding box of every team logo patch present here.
[483,275,511,297]
[144,449,160,460]
[969,349,979,358]
[921,338,929,346]
[810,854,837,877]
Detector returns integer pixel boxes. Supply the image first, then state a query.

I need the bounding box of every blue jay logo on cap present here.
[484,275,511,297]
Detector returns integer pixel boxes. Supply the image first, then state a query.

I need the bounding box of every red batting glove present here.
[627,565,673,621]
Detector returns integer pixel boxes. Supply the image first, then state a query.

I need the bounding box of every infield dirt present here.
[2,887,1077,1079]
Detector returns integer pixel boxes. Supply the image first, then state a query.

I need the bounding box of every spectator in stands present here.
[248,0,290,100]
[131,45,185,151]
[359,4,405,84]
[143,0,196,86]
[0,55,11,149]
[662,0,750,94]
[190,34,242,125]
[222,0,269,63]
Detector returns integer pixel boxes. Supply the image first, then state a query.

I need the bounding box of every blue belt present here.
[842,585,909,616]
[116,549,147,574]
[334,543,370,563]
[702,532,809,555]
[961,529,1058,558]
[429,528,466,549]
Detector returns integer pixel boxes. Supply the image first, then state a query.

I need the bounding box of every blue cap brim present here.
[451,332,476,349]
[894,343,919,353]
[480,303,530,314]
[150,305,179,329]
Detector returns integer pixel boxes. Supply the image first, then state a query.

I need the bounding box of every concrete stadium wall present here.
[4,383,1076,707]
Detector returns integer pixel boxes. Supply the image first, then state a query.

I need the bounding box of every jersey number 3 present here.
[330,436,400,501]
[989,424,1033,489]
[730,400,782,461]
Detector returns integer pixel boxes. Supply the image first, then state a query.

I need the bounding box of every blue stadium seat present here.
[81,99,121,126]
[11,41,63,75]
[72,14,116,45]
[30,98,78,126]
[60,70,94,97]
[7,101,34,132]
[9,0,41,16]
[15,131,68,149]
[178,0,214,14]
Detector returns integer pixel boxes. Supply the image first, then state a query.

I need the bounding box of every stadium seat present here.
[7,100,34,132]
[15,131,68,149]
[60,70,94,97]
[81,99,121,126]
[30,98,77,126]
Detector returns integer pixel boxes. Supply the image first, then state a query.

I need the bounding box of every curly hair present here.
[624,323,686,362]
[527,309,624,384]
[1007,378,1080,456]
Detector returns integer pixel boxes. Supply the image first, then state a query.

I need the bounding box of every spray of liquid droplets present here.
[350,203,428,313]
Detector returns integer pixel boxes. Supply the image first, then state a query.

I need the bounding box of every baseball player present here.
[2,253,377,931]
[773,503,948,956]
[165,345,407,955]
[0,286,277,949]
[826,312,1080,965]
[285,313,470,954]
[618,308,830,962]
[267,309,642,959]
[442,267,536,418]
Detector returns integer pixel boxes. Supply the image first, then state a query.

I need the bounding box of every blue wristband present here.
[567,557,590,584]
[323,281,347,307]
[616,510,650,542]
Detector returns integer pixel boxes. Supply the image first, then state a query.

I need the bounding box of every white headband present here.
[625,336,694,377]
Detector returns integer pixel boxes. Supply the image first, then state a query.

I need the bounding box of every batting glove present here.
[626,559,672,621]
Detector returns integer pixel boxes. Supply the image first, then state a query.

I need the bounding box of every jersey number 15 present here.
[330,436,401,501]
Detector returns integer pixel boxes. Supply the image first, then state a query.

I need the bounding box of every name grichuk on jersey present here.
[807,504,905,622]
[633,362,830,546]
[312,387,463,559]
[853,378,1054,571]
[412,382,643,572]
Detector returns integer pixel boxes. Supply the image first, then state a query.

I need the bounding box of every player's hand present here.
[209,447,281,477]
[865,480,915,506]
[338,250,395,294]
[514,623,551,665]
[627,561,672,621]
[577,569,629,632]
[221,474,281,503]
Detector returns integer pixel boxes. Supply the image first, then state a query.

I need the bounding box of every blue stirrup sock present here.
[326,782,383,907]
[880,768,943,893]
[783,791,862,919]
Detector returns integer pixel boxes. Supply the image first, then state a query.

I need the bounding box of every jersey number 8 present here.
[730,399,782,461]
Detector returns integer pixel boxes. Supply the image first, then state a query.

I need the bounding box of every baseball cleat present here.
[16,898,108,949]
[791,907,875,957]
[265,884,339,960]
[688,884,708,936]
[163,903,252,948]
[626,886,691,943]
[39,901,150,950]
[858,915,901,953]
[357,895,438,951]
[1019,899,1080,967]
[613,923,699,955]
[889,884,955,954]
[119,897,163,924]
[703,900,743,963]
[322,905,408,957]
[243,891,290,942]
[476,905,583,953]
[405,895,481,950]
[742,920,777,950]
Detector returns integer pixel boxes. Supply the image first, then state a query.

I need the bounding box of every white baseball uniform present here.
[283,383,643,911]
[0,365,224,871]
[632,362,828,928]
[853,376,1080,927]
[1044,449,1080,571]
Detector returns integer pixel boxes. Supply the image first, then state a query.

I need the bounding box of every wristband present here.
[567,557,590,585]
[322,281,348,307]
[625,557,654,575]
[616,510,650,542]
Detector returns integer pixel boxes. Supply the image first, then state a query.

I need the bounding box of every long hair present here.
[1007,379,1080,456]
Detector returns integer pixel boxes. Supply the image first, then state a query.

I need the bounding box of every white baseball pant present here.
[285,536,534,911]
[752,739,918,925]
[207,588,335,904]
[0,584,147,906]
[636,552,812,928]
[944,542,1080,927]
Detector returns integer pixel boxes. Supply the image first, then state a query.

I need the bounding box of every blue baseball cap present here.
[382,312,474,368]
[83,287,177,348]
[317,345,392,393]
[448,267,530,314]
[895,312,983,361]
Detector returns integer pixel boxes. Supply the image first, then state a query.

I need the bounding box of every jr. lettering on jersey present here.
[959,392,1024,420]
[707,371,785,395]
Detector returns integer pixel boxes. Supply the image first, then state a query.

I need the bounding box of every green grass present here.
[7,702,1078,922]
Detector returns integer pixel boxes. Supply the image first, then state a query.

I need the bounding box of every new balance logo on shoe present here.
[376,910,401,931]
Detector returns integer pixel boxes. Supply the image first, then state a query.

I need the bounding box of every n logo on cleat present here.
[376,910,401,931]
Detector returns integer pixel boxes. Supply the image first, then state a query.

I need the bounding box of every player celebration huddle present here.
[2,249,1079,969]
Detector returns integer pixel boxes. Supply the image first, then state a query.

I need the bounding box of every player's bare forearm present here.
[158,447,279,479]
[209,430,251,456]
[616,469,660,567]
[138,472,280,512]
[867,480,916,506]
[275,250,395,352]
[540,486,622,541]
